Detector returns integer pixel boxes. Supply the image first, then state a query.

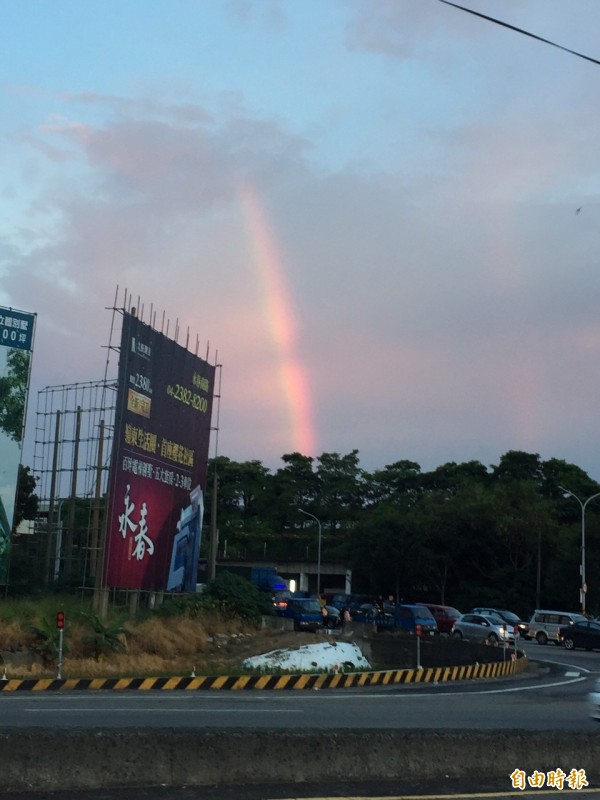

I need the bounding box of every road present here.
[1,641,598,730]
[2,642,599,799]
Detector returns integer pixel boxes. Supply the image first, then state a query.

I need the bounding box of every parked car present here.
[274,597,323,631]
[471,607,529,638]
[528,609,588,645]
[451,613,517,645]
[372,603,438,635]
[272,590,292,610]
[557,619,600,651]
[589,677,600,721]
[348,594,376,614]
[328,593,352,611]
[419,603,462,635]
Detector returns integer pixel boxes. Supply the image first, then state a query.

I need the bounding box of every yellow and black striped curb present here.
[0,653,527,691]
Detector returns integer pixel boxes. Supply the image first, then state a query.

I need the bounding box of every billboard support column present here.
[65,406,81,579]
[44,410,61,587]
[208,469,218,580]
[89,419,105,583]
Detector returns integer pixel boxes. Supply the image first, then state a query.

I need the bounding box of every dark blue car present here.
[360,603,438,635]
[275,597,323,631]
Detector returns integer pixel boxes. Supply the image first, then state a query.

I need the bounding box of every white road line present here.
[24,706,303,713]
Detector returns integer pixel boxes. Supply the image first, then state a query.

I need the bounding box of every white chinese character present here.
[132,501,154,560]
[118,484,138,540]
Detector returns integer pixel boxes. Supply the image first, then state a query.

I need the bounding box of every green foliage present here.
[0,594,90,624]
[28,617,68,666]
[80,612,126,660]
[13,465,39,531]
[0,349,30,442]
[155,594,208,618]
[201,571,269,622]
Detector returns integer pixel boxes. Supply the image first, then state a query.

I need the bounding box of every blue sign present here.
[0,308,35,352]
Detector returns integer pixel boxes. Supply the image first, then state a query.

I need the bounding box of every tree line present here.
[204,449,600,618]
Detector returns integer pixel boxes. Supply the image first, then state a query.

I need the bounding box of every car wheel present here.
[487,633,499,645]
[563,637,575,650]
[536,632,548,645]
[452,631,463,639]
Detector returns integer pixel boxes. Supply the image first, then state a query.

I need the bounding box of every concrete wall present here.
[1,729,598,792]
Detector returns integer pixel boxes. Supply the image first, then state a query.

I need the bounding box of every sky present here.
[3,0,600,480]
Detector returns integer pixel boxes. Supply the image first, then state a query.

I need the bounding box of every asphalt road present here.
[1,641,598,730]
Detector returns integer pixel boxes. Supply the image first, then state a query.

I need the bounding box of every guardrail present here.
[0,649,527,691]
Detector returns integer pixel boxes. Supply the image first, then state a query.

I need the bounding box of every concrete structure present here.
[209,558,352,596]
[1,729,598,792]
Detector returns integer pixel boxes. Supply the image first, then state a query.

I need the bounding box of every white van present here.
[528,609,588,645]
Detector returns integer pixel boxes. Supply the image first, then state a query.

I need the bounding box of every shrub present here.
[201,572,268,622]
[80,613,126,661]
[28,617,69,666]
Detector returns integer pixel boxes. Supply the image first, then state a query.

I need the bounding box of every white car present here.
[451,613,517,645]
[589,678,600,721]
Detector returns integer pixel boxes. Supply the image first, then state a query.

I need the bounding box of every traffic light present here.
[56,611,65,630]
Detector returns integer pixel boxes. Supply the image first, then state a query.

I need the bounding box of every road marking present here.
[24,707,303,713]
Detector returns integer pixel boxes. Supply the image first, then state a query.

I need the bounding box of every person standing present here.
[341,606,351,631]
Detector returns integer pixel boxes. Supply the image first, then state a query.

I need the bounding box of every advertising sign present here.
[0,307,36,583]
[104,312,215,591]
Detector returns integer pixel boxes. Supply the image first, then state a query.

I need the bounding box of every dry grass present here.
[0,619,31,650]
[0,608,301,680]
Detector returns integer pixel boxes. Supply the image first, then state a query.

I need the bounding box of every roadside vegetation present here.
[0,573,281,680]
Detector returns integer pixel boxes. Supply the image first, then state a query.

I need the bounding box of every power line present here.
[438,0,600,66]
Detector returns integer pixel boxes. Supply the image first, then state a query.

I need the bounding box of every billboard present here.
[0,307,36,583]
[104,312,216,591]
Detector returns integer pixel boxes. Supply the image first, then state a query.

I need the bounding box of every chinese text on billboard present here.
[104,312,215,591]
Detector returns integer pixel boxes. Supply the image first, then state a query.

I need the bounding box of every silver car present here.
[451,613,517,645]
[589,678,600,721]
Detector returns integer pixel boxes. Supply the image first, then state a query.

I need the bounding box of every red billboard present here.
[104,312,215,591]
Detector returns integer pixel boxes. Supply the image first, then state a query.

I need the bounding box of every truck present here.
[213,564,287,592]
[250,566,287,593]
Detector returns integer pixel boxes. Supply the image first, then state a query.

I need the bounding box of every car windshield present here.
[487,616,505,626]
[298,600,321,612]
[413,608,435,622]
[498,611,520,622]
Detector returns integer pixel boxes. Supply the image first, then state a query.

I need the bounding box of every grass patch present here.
[0,596,266,680]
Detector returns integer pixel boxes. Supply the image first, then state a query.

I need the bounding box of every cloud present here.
[5,2,600,480]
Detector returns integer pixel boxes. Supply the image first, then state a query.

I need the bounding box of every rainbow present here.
[237,179,316,457]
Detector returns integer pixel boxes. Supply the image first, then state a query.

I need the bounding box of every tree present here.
[13,465,38,531]
[0,349,30,442]
[270,452,318,530]
[364,460,423,508]
[314,450,365,531]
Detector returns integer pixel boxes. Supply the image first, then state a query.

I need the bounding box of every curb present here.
[0,652,528,691]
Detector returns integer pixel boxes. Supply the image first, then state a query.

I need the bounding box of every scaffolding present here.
[28,379,118,590]
[10,288,221,603]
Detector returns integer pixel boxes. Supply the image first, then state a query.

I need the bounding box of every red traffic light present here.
[56,611,65,630]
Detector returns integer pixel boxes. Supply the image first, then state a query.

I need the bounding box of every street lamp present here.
[559,486,600,615]
[298,509,322,597]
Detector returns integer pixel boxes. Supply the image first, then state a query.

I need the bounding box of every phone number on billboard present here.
[166,384,209,412]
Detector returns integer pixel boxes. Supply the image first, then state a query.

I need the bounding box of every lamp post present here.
[559,486,600,615]
[299,509,322,597]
